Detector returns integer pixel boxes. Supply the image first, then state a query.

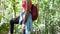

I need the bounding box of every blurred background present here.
[0,0,60,34]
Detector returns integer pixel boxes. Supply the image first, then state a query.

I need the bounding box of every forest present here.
[0,0,60,34]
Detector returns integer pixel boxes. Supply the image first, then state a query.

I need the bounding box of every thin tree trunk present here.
[0,0,5,25]
[12,0,16,18]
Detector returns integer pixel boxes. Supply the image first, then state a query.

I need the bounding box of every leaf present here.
[14,2,19,5]
[0,15,3,19]
[15,2,19,4]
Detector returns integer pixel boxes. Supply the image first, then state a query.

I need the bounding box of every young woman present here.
[10,0,33,34]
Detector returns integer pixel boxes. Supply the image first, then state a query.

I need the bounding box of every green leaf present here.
[15,2,19,4]
[14,2,19,5]
[0,15,3,19]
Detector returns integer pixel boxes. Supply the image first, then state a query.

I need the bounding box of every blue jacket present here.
[19,11,33,32]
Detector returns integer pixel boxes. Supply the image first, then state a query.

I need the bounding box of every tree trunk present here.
[12,0,16,18]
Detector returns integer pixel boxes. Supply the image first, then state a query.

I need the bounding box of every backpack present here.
[31,4,38,21]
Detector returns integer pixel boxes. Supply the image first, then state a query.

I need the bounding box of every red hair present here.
[22,0,32,10]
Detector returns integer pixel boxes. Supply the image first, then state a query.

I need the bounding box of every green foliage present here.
[0,0,60,34]
[0,23,9,34]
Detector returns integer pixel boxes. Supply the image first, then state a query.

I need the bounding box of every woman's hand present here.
[22,24,26,30]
